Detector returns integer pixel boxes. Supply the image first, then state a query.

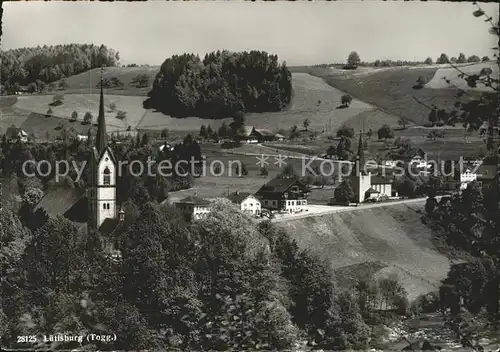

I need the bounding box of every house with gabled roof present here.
[226,191,261,216]
[175,193,212,221]
[255,177,309,213]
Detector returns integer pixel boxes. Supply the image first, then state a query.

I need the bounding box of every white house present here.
[227,191,261,216]
[175,195,212,221]
[457,164,478,190]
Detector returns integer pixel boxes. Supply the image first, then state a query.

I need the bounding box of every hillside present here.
[278,202,453,301]
[54,66,160,96]
[1,71,400,137]
[299,64,486,126]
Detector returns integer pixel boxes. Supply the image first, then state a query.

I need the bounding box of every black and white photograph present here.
[0,0,499,350]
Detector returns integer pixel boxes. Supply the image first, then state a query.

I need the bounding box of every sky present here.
[2,1,499,66]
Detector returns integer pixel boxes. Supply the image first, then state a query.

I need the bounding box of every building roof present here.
[371,175,393,185]
[177,195,211,206]
[256,177,308,195]
[240,126,255,137]
[390,148,426,160]
[365,187,380,194]
[34,187,86,218]
[253,128,275,137]
[227,191,255,204]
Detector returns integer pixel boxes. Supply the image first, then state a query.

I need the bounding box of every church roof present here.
[34,187,86,218]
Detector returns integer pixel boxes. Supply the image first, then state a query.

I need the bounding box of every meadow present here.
[298,63,489,126]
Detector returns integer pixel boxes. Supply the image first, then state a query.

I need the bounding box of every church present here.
[35,69,123,241]
[351,131,394,203]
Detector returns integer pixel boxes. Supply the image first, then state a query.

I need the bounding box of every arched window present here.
[103,203,106,210]
[103,167,111,185]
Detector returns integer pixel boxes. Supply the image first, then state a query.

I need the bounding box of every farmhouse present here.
[389,148,429,169]
[352,132,395,203]
[5,126,28,143]
[454,162,478,190]
[255,177,309,213]
[226,191,261,216]
[175,194,212,221]
[236,126,286,143]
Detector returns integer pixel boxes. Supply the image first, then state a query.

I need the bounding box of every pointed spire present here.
[357,130,365,175]
[95,67,107,153]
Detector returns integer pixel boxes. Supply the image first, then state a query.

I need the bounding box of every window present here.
[103,204,106,210]
[103,167,111,185]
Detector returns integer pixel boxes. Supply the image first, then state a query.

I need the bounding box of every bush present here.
[410,292,440,315]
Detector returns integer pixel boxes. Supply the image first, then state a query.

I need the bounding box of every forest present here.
[0,44,119,94]
[144,50,293,118]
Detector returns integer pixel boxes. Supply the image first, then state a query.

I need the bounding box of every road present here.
[271,196,442,223]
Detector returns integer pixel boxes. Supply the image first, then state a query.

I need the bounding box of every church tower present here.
[351,130,372,203]
[87,68,117,232]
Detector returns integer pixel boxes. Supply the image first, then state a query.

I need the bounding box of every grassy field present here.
[2,71,400,139]
[53,66,159,96]
[299,64,485,127]
[426,61,498,91]
[278,201,454,300]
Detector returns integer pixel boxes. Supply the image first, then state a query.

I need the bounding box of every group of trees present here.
[337,51,488,70]
[0,129,201,205]
[1,190,386,350]
[144,50,293,119]
[435,53,484,65]
[1,44,119,95]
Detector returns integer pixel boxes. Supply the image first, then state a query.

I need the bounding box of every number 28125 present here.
[17,335,38,343]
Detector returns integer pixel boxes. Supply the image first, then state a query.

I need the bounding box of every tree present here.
[436,53,449,64]
[427,130,446,141]
[83,112,93,125]
[199,125,208,139]
[109,102,117,112]
[116,110,127,120]
[428,109,439,126]
[52,94,64,106]
[337,125,354,138]
[70,111,78,122]
[58,79,68,90]
[450,57,458,64]
[482,56,490,62]
[289,125,300,139]
[303,118,310,131]
[398,117,409,129]
[424,57,433,65]
[131,73,149,88]
[377,124,394,140]
[467,55,481,63]
[277,164,297,179]
[346,51,361,69]
[334,180,354,204]
[341,94,353,107]
[46,107,53,117]
[206,125,214,139]
[457,53,467,64]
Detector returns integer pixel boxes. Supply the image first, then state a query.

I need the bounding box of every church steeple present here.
[95,67,107,154]
[356,130,365,175]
